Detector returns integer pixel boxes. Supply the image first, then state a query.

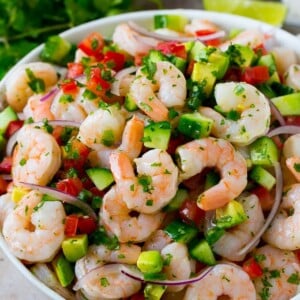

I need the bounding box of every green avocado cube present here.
[52,254,74,287]
[62,234,88,262]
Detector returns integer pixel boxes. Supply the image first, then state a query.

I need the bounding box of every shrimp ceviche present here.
[1,13,300,300]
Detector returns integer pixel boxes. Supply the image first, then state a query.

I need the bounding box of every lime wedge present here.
[203,0,287,26]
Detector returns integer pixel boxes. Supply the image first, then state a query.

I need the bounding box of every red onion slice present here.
[18,182,97,221]
[268,99,285,126]
[111,66,138,96]
[40,87,59,102]
[267,125,300,137]
[237,162,283,256]
[121,265,213,286]
[6,130,18,156]
[128,21,226,42]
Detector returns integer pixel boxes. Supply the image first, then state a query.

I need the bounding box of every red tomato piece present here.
[195,29,216,36]
[77,216,97,234]
[285,116,300,126]
[242,257,263,279]
[60,79,78,95]
[67,62,84,79]
[5,120,24,138]
[103,51,125,71]
[65,215,79,237]
[90,186,106,198]
[0,156,12,174]
[241,65,270,85]
[78,32,104,60]
[205,38,221,47]
[223,67,242,82]
[179,199,206,225]
[253,44,268,56]
[56,178,83,197]
[52,126,64,145]
[87,67,111,96]
[0,176,8,195]
[167,135,186,155]
[251,186,274,211]
[130,292,145,300]
[156,41,187,59]
[295,249,300,262]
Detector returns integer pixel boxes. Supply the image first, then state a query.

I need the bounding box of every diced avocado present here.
[205,226,225,245]
[250,136,279,167]
[144,284,166,300]
[208,51,230,79]
[0,106,18,135]
[137,250,164,274]
[40,35,72,65]
[189,41,206,61]
[143,121,171,150]
[62,234,88,262]
[204,170,220,190]
[163,188,188,212]
[249,166,276,190]
[258,54,280,83]
[169,55,187,73]
[164,220,197,243]
[11,187,28,203]
[178,112,213,140]
[215,200,247,229]
[86,167,114,190]
[189,239,216,265]
[191,61,218,95]
[226,44,256,67]
[124,94,138,112]
[154,14,188,32]
[271,93,300,116]
[52,254,74,287]
[147,50,167,63]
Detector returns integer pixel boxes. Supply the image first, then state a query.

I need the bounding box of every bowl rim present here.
[1,8,300,300]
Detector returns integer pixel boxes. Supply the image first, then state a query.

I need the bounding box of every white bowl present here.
[1,8,300,300]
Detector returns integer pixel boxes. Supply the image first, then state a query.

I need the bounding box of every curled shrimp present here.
[183,263,256,300]
[75,243,141,280]
[253,245,300,300]
[2,190,65,262]
[271,47,297,76]
[78,105,127,151]
[200,82,271,146]
[176,137,247,210]
[12,125,61,186]
[284,64,300,91]
[213,194,265,261]
[74,263,141,300]
[110,149,179,214]
[185,19,220,36]
[263,184,300,250]
[5,62,59,112]
[161,242,193,293]
[0,193,14,229]
[129,61,187,121]
[112,23,159,56]
[100,186,165,243]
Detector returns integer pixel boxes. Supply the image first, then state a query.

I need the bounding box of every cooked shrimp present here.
[263,184,300,250]
[75,243,141,279]
[100,186,165,243]
[253,245,300,300]
[283,134,300,181]
[5,62,59,112]
[284,64,300,91]
[184,263,256,300]
[0,193,14,228]
[176,137,247,210]
[213,194,265,261]
[78,105,127,151]
[2,190,65,262]
[219,29,265,51]
[110,149,179,214]
[200,82,271,146]
[12,125,61,186]
[129,61,186,121]
[161,242,192,292]
[143,229,172,251]
[112,23,159,56]
[271,47,297,76]
[185,19,220,36]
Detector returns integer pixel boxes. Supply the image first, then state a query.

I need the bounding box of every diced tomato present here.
[60,79,78,95]
[167,135,186,155]
[186,60,195,76]
[134,54,144,66]
[71,138,90,159]
[65,215,79,237]
[295,249,300,262]
[251,185,274,211]
[103,51,125,71]
[223,67,242,82]
[130,292,145,300]
[195,29,216,36]
[285,116,300,126]
[5,120,24,138]
[179,199,206,225]
[241,65,270,85]
[56,177,83,197]
[0,156,12,174]
[52,126,64,145]
[242,257,263,279]
[77,216,97,234]
[67,62,84,79]
[195,261,206,273]
[0,176,8,195]
[87,67,111,96]
[78,32,104,60]
[90,186,106,198]
[253,44,268,56]
[205,38,221,47]
[156,41,187,59]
